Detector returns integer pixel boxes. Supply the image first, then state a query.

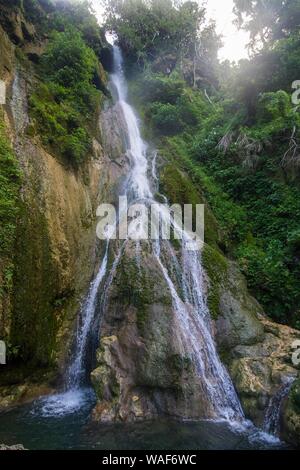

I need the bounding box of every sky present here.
[204,0,250,62]
[91,0,250,62]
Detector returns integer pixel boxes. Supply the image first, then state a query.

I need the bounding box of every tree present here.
[41,27,97,87]
[233,0,300,52]
[101,0,207,64]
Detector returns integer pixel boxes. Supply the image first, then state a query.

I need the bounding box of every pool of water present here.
[0,388,289,450]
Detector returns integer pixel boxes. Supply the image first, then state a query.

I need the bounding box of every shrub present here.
[149,102,184,135]
[176,93,199,127]
[257,91,291,123]
[29,28,100,164]
[139,74,185,105]
[0,117,21,258]
[41,28,98,88]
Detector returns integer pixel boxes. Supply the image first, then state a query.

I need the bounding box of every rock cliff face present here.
[8,70,104,366]
[0,5,127,406]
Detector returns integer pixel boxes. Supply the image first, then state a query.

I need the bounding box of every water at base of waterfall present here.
[0,402,289,450]
[31,387,96,418]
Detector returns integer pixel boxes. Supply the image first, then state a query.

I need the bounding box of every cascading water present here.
[109,38,244,422]
[35,34,245,422]
[67,243,109,389]
[263,378,295,435]
[34,246,109,417]
[110,44,153,202]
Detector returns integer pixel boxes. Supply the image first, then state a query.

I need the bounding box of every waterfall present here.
[67,243,109,389]
[34,245,109,417]
[107,39,244,422]
[37,36,244,422]
[110,44,153,202]
[263,378,294,435]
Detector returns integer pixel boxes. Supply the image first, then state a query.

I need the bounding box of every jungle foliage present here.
[20,0,108,165]
[29,27,102,164]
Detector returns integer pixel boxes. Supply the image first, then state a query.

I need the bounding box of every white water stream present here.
[94,38,243,422]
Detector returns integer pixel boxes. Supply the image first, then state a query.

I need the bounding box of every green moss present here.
[170,354,192,374]
[0,116,58,371]
[113,252,172,334]
[159,163,206,248]
[158,142,221,249]
[0,115,22,260]
[0,113,22,341]
[160,164,199,207]
[113,256,154,334]
[202,244,228,319]
[92,364,120,402]
[11,200,59,366]
[6,146,78,367]
[29,28,104,165]
[219,348,232,366]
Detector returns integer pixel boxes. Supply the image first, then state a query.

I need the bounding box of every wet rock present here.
[214,259,265,348]
[0,385,28,409]
[90,242,217,422]
[227,318,299,427]
[0,383,53,411]
[100,45,114,73]
[203,244,300,431]
[100,102,129,162]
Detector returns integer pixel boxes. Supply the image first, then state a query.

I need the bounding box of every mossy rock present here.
[110,246,171,335]
[159,161,220,248]
[111,254,153,333]
[202,243,264,349]
[160,164,200,207]
[201,244,228,319]
[91,364,120,402]
[11,198,59,366]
